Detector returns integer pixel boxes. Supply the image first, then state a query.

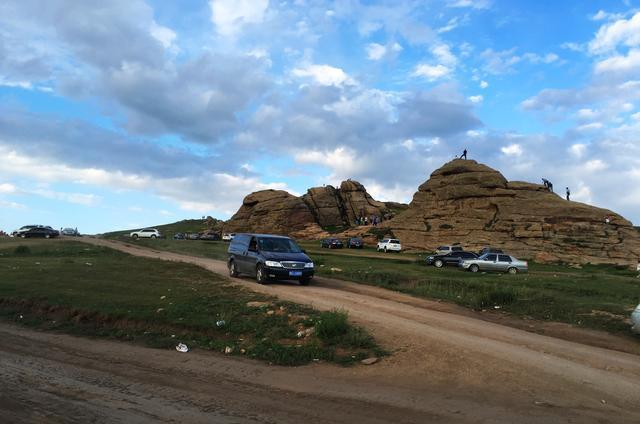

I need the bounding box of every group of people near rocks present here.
[356,215,381,226]
[542,178,571,201]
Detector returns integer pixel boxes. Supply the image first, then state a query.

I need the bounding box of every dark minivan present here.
[227,234,314,285]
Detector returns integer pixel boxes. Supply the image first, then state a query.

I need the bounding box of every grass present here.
[0,238,382,365]
[101,219,210,239]
[96,236,640,336]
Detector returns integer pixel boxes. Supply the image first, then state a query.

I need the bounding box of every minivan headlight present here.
[304,262,314,268]
[265,261,283,267]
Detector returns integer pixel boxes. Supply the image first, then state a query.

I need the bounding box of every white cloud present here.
[569,143,587,158]
[594,48,640,75]
[0,199,26,209]
[292,64,354,86]
[589,12,640,54]
[0,183,16,194]
[501,144,522,156]
[149,22,176,48]
[561,42,584,52]
[576,122,604,131]
[412,64,451,81]
[210,0,269,36]
[584,159,608,172]
[401,139,415,151]
[480,80,489,89]
[366,43,386,60]
[32,189,102,207]
[591,10,624,22]
[437,17,460,34]
[447,0,491,9]
[468,95,483,103]
[632,111,640,120]
[431,44,457,67]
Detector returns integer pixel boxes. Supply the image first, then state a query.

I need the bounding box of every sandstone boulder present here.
[386,159,640,266]
[224,190,320,235]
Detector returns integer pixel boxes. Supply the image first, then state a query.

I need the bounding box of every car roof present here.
[236,233,292,239]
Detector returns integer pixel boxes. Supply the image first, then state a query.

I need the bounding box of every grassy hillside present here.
[102,219,212,239]
[0,238,381,365]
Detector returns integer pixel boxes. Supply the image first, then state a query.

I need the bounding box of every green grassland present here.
[103,236,640,335]
[102,219,209,239]
[0,238,381,365]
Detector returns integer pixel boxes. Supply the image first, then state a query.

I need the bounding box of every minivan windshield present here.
[258,237,303,253]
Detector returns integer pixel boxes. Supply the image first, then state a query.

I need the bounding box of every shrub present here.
[14,245,31,256]
[316,309,349,341]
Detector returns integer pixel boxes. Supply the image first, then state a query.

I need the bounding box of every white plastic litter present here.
[176,343,189,353]
[631,304,640,334]
[216,320,226,327]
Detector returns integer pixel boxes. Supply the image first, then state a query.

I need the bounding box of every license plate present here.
[289,271,303,277]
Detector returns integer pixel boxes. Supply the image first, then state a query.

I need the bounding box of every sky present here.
[1,0,640,234]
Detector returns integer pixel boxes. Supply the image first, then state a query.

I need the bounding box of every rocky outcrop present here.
[338,180,389,223]
[224,190,321,235]
[386,159,640,266]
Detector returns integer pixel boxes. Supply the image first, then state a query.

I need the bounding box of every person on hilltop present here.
[542,178,553,192]
[460,149,467,160]
[566,187,571,201]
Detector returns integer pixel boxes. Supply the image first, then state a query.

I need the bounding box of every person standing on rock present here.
[566,187,571,201]
[460,149,467,160]
[541,178,553,192]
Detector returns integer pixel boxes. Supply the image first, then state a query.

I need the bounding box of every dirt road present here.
[2,237,640,423]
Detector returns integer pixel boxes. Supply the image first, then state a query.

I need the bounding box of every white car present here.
[222,233,236,242]
[130,228,161,239]
[377,239,402,253]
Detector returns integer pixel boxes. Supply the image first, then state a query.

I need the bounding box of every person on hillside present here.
[541,178,554,192]
[460,149,467,160]
[566,187,571,201]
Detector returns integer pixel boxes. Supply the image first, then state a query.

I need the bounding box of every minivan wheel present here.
[469,264,480,273]
[434,259,444,268]
[507,267,518,275]
[256,264,267,284]
[229,261,238,277]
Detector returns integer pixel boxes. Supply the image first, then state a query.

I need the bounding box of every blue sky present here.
[2,0,640,234]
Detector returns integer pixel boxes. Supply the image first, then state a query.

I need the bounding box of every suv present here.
[435,245,464,255]
[222,233,235,241]
[346,237,364,248]
[321,238,343,248]
[426,251,478,268]
[377,239,401,253]
[130,228,161,239]
[227,234,314,285]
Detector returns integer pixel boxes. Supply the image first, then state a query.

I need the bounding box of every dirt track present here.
[2,237,640,423]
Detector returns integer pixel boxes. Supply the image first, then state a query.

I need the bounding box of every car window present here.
[248,237,258,251]
[381,239,388,243]
[498,255,511,262]
[452,246,463,251]
[460,252,475,258]
[258,237,302,253]
[390,239,400,244]
[486,254,497,261]
[437,246,448,250]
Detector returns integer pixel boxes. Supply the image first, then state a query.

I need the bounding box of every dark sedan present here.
[321,238,343,248]
[20,227,59,239]
[426,251,478,268]
[346,237,364,248]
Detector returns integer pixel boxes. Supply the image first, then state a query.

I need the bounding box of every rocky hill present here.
[224,181,397,236]
[385,159,640,266]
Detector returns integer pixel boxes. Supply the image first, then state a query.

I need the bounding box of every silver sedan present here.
[459,253,528,274]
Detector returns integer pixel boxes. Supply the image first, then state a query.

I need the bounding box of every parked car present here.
[435,245,464,255]
[199,232,220,241]
[173,232,186,240]
[20,227,59,239]
[14,225,40,236]
[426,251,478,268]
[130,228,161,239]
[61,228,80,236]
[478,247,504,256]
[186,232,200,240]
[377,239,401,253]
[459,253,528,274]
[321,238,344,249]
[346,237,364,248]
[227,234,314,285]
[222,233,235,241]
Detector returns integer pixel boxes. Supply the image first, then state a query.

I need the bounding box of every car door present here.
[244,236,259,274]
[482,254,498,271]
[497,255,512,272]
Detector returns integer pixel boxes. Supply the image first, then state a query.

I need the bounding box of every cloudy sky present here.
[1,0,640,233]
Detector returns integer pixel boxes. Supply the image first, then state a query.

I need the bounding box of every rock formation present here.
[223,190,321,235]
[385,159,640,266]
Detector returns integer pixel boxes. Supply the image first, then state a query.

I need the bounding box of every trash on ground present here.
[216,320,226,327]
[297,327,315,338]
[631,304,640,334]
[361,357,379,365]
[224,346,233,354]
[176,343,189,353]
